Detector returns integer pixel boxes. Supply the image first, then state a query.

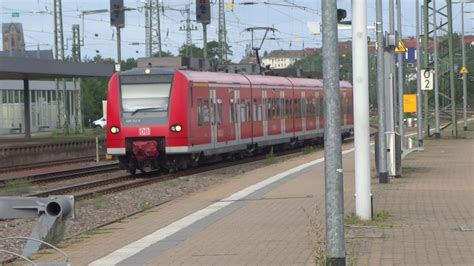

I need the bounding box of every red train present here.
[106,68,353,174]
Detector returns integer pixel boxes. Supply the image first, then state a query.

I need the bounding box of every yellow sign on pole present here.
[460,66,469,75]
[395,40,407,53]
[403,94,417,113]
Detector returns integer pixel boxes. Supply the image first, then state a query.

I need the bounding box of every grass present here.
[0,179,32,196]
[139,200,150,210]
[303,145,316,155]
[265,148,278,165]
[50,128,105,139]
[344,210,392,228]
[303,207,326,265]
[92,194,105,209]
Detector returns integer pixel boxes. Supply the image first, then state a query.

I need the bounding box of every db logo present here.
[139,127,151,136]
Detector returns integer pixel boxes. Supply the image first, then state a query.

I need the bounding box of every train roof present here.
[286,77,323,88]
[178,70,250,86]
[120,67,175,76]
[129,68,352,89]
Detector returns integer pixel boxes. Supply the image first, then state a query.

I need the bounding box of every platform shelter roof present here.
[0,57,114,80]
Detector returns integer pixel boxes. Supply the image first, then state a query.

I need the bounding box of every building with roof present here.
[0,23,81,134]
[261,49,307,69]
[2,23,25,52]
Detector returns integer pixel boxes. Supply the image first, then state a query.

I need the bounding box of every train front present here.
[106,67,187,174]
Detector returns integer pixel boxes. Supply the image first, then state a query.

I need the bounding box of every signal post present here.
[196,0,211,60]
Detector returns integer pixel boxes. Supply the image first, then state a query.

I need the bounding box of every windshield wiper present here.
[131,107,166,116]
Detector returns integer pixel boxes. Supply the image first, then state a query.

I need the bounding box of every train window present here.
[318,97,323,117]
[121,83,171,113]
[52,91,57,102]
[1,91,5,104]
[257,98,263,121]
[229,98,235,123]
[294,99,300,118]
[240,100,245,122]
[197,98,203,126]
[270,98,276,119]
[267,98,272,119]
[19,91,24,103]
[279,98,284,118]
[202,99,210,125]
[285,98,289,117]
[253,98,257,121]
[240,99,250,123]
[216,98,223,125]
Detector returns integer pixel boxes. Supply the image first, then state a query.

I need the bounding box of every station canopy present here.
[0,56,114,139]
[0,57,114,80]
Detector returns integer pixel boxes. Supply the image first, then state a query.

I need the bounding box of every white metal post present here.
[461,2,468,131]
[352,0,372,220]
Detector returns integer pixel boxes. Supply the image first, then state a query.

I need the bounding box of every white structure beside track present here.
[0,80,77,134]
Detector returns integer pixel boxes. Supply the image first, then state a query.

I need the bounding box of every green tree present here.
[178,41,220,59]
[152,50,174,57]
[81,55,114,126]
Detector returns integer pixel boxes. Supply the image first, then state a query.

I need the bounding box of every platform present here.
[30,126,473,265]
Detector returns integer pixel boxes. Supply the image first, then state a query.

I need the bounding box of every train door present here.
[280,91,286,137]
[294,90,302,133]
[317,92,324,130]
[227,89,236,144]
[262,90,268,138]
[234,90,241,144]
[301,91,306,135]
[341,91,348,127]
[306,91,317,132]
[210,89,218,149]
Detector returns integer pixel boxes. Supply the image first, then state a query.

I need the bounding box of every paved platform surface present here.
[31,128,473,265]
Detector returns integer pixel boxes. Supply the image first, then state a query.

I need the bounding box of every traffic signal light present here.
[110,0,125,28]
[337,9,347,23]
[196,0,211,25]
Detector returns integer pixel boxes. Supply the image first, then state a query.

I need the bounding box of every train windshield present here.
[121,83,171,114]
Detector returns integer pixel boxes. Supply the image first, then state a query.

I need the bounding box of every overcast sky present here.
[1,0,472,62]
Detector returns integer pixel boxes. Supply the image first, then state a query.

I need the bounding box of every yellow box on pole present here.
[403,94,417,113]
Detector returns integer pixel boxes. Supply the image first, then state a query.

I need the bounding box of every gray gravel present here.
[0,155,290,263]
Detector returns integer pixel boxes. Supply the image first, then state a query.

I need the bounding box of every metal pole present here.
[321,0,345,263]
[96,136,99,163]
[353,0,372,220]
[433,0,441,138]
[116,26,122,70]
[388,0,396,132]
[423,1,430,137]
[396,0,405,149]
[416,0,424,146]
[447,0,458,137]
[376,0,388,183]
[156,0,162,56]
[461,2,468,131]
[203,23,208,60]
[23,79,31,139]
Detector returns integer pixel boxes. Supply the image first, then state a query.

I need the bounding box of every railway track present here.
[0,156,106,174]
[25,144,335,201]
[21,130,374,201]
[0,163,119,186]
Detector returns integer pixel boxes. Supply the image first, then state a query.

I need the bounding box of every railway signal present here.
[110,0,125,28]
[196,0,211,25]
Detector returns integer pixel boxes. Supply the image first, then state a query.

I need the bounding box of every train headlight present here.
[170,124,182,132]
[110,126,120,134]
